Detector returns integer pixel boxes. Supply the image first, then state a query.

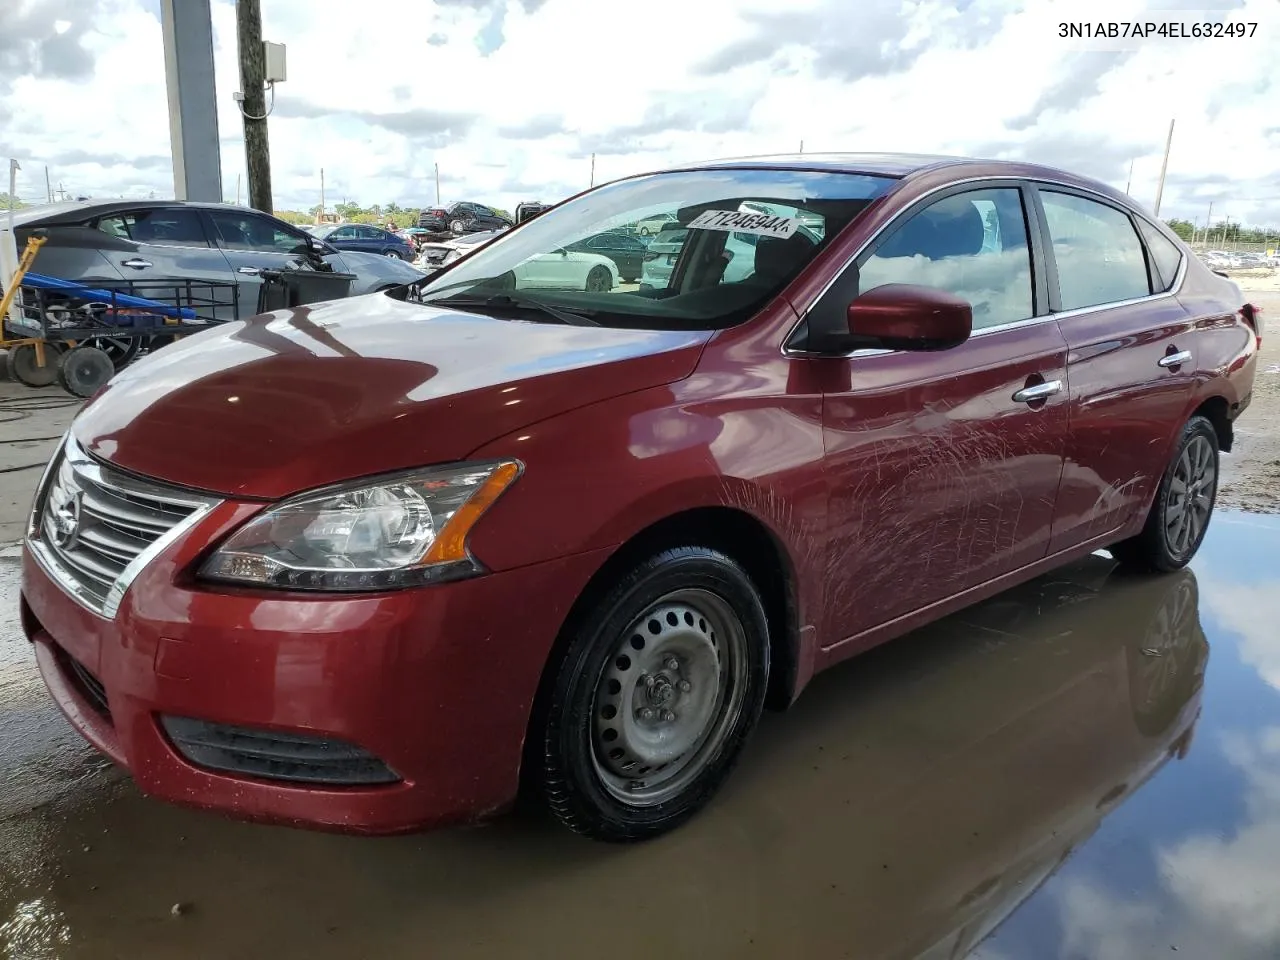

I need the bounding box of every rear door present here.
[1031,186,1198,552]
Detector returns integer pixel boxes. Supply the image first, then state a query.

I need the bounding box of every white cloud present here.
[1,0,1279,223]
[1199,570,1280,691]
[1052,726,1280,960]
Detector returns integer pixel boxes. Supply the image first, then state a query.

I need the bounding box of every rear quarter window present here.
[1137,220,1185,291]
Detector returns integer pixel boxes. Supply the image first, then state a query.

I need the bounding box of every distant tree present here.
[274,209,310,225]
[1165,218,1194,241]
[0,192,27,210]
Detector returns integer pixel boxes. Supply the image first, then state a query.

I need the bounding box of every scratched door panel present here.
[821,320,1070,646]
[1049,298,1196,551]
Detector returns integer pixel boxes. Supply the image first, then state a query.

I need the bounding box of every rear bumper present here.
[21,540,611,834]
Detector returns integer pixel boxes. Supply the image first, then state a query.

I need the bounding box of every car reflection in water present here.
[679,553,1209,960]
[0,555,1208,959]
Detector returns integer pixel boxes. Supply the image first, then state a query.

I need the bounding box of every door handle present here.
[237,266,262,276]
[1012,380,1063,403]
[1158,350,1193,368]
[121,258,152,269]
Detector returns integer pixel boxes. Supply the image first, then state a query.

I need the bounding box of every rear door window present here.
[1040,191,1151,309]
[95,208,210,248]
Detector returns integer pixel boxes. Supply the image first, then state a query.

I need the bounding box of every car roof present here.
[650,152,1134,208]
[11,198,294,228]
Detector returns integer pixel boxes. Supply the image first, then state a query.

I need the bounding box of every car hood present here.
[72,292,710,499]
[333,249,426,283]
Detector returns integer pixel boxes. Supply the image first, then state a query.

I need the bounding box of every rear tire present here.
[532,547,770,842]
[1110,416,1219,573]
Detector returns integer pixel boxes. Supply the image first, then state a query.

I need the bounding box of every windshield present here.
[415,168,896,330]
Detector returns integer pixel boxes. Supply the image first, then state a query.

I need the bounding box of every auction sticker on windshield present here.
[687,209,802,238]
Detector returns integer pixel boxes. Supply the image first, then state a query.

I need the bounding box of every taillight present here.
[1242,302,1264,350]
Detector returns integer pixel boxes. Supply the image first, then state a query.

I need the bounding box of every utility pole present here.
[236,0,273,213]
[799,139,804,154]
[590,153,596,188]
[434,163,440,205]
[1125,158,1133,195]
[235,174,241,205]
[1152,118,1174,217]
[319,168,325,221]
[45,166,52,203]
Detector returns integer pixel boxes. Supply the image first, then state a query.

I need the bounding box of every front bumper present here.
[21,512,611,834]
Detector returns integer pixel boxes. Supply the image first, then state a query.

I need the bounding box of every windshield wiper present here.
[436,294,602,327]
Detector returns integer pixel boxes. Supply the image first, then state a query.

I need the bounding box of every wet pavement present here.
[0,509,1276,959]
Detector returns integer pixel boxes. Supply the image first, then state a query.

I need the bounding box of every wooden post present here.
[236,0,273,213]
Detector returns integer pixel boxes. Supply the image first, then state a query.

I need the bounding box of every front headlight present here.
[200,461,521,591]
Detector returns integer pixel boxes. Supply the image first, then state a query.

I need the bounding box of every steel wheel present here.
[533,546,770,842]
[1164,435,1216,559]
[383,249,400,258]
[590,589,749,807]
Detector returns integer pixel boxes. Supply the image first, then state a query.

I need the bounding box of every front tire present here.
[533,547,770,842]
[1110,416,1219,572]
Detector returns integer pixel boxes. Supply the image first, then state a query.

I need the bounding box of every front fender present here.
[463,381,827,630]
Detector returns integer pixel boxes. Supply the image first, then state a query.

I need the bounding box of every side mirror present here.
[846,283,972,351]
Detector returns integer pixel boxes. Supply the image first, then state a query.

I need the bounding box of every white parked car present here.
[419,231,620,292]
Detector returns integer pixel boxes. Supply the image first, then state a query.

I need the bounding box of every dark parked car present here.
[565,230,646,282]
[22,154,1259,846]
[417,202,512,234]
[8,201,425,372]
[313,223,415,261]
[515,201,552,224]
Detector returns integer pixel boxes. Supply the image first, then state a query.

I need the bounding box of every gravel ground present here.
[1218,283,1280,514]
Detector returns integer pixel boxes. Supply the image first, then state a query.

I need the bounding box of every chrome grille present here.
[28,434,221,618]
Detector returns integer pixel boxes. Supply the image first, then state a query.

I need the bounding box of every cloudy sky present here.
[2,0,1279,225]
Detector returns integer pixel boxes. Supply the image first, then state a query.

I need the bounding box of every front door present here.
[201,209,335,313]
[815,184,1069,647]
[1032,187,1200,552]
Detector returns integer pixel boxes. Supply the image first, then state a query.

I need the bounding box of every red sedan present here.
[20,153,1260,842]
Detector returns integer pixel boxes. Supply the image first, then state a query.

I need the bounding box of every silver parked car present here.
[11,200,426,311]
